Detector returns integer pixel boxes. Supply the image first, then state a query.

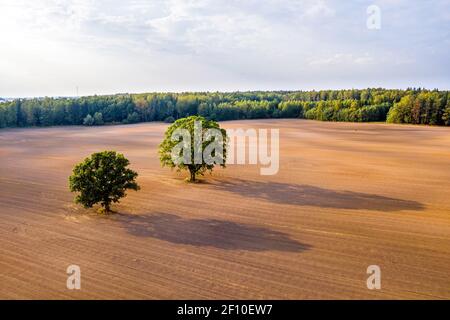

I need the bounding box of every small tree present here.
[126,112,140,124]
[164,116,175,123]
[69,151,140,213]
[83,114,94,126]
[159,116,227,182]
[93,112,104,125]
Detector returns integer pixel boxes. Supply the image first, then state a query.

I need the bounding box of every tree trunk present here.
[189,167,196,182]
[103,201,111,214]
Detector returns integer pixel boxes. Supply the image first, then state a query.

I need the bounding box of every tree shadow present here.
[212,179,424,211]
[115,212,309,252]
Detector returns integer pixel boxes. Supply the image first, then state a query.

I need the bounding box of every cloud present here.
[0,0,448,97]
[308,53,373,66]
[304,0,335,17]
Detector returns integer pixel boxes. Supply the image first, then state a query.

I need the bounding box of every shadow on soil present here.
[115,212,309,252]
[211,179,424,211]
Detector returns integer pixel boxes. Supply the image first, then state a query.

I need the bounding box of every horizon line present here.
[2,86,450,100]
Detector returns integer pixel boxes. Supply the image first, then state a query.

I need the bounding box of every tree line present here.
[1,88,449,128]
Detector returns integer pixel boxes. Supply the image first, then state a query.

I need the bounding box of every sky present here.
[0,0,449,97]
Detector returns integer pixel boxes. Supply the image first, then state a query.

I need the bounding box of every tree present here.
[164,116,175,123]
[15,100,26,127]
[125,112,140,124]
[387,95,414,124]
[159,116,227,182]
[93,112,104,125]
[278,101,303,118]
[83,114,94,126]
[69,151,140,213]
[442,104,450,125]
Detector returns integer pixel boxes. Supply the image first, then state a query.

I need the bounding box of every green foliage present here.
[278,101,303,118]
[69,151,140,213]
[93,112,104,125]
[122,112,140,124]
[387,95,416,124]
[176,95,199,118]
[442,105,450,126]
[387,92,446,125]
[159,116,227,182]
[1,89,449,128]
[164,116,175,123]
[83,114,94,126]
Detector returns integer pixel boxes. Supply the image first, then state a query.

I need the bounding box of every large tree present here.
[159,115,228,182]
[69,151,140,213]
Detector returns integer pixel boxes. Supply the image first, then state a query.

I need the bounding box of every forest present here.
[1,88,449,128]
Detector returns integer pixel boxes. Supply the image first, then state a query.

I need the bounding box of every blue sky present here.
[0,0,449,97]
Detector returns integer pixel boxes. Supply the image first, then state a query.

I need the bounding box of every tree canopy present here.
[69,151,140,213]
[159,116,227,182]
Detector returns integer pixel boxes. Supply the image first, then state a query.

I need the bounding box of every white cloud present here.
[304,0,335,17]
[0,0,448,97]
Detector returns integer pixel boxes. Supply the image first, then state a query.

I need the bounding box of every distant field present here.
[0,119,449,299]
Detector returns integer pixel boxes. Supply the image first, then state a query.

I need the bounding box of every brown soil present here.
[0,119,449,299]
